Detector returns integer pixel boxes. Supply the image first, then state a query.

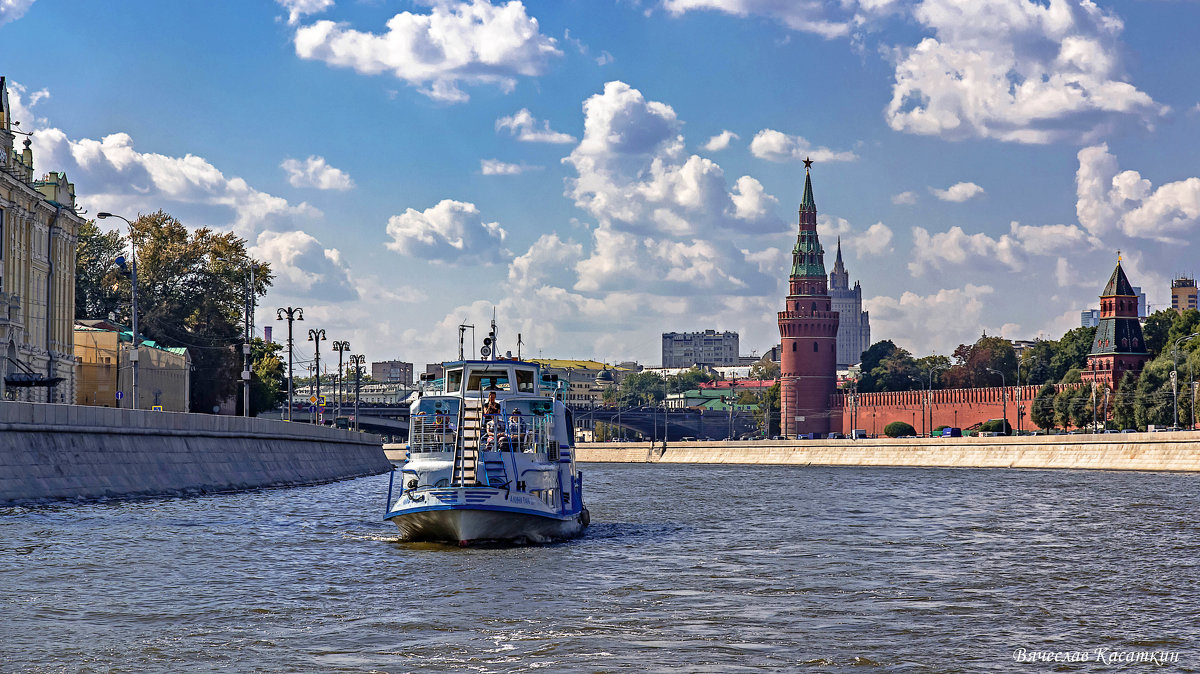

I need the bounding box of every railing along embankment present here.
[576,432,1200,472]
[0,401,390,504]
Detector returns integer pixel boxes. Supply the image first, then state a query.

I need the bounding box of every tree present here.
[857,341,900,393]
[1020,339,1058,386]
[75,219,128,321]
[943,334,1017,389]
[883,420,915,437]
[749,357,781,380]
[739,381,780,437]
[248,338,285,416]
[666,366,713,394]
[1142,310,1175,359]
[1049,327,1096,383]
[1068,383,1095,429]
[978,418,1012,435]
[1030,383,1057,430]
[75,210,274,413]
[1112,372,1139,430]
[617,372,666,406]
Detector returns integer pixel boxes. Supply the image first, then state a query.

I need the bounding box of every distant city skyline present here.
[5,0,1200,370]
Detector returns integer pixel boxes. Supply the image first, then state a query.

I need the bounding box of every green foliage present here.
[616,371,666,406]
[75,210,274,413]
[749,357,781,380]
[883,421,915,437]
[738,381,780,437]
[1142,310,1175,359]
[665,367,713,394]
[1049,327,1096,382]
[249,338,285,416]
[1112,372,1138,430]
[1020,339,1057,386]
[943,334,1017,389]
[978,418,1012,435]
[1068,383,1095,429]
[1030,382,1058,430]
[75,219,127,321]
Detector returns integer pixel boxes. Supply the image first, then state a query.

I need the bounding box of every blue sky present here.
[4,0,1200,372]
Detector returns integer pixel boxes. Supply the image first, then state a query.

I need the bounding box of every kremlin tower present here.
[778,159,840,437]
[1082,257,1149,389]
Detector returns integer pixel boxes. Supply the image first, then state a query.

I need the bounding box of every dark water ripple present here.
[2,464,1199,672]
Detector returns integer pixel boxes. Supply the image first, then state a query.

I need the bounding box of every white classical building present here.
[0,77,84,403]
[828,238,871,369]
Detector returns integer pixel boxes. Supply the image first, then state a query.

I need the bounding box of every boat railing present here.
[409,413,458,453]
[478,412,554,455]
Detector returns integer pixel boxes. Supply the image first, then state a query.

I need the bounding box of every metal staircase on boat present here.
[454,398,482,485]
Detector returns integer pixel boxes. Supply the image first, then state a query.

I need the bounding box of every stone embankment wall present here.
[576,431,1200,472]
[0,401,391,504]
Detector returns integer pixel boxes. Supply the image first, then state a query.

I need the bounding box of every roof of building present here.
[800,163,816,212]
[74,319,189,356]
[1101,262,1137,297]
[528,358,635,371]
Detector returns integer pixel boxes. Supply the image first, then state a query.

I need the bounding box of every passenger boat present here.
[385,322,589,545]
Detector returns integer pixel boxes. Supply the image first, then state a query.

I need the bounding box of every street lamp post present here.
[987,368,1008,434]
[275,307,303,421]
[308,328,326,424]
[926,365,945,437]
[1172,333,1200,429]
[332,340,350,418]
[219,256,259,417]
[97,212,140,410]
[350,354,365,432]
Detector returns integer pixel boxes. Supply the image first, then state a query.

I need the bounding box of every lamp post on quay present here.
[986,367,1008,434]
[97,212,140,410]
[349,354,365,432]
[308,328,326,424]
[218,256,259,417]
[1172,333,1200,429]
[332,340,350,418]
[275,307,303,421]
[925,364,945,437]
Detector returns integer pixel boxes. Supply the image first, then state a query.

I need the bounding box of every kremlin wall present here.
[777,164,1152,437]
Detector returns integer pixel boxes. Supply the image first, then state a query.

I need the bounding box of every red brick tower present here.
[1082,258,1149,389]
[778,159,839,437]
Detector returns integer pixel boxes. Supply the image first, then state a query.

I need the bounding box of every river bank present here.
[572,431,1200,472]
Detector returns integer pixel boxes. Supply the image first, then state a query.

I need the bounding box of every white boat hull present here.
[390,505,587,545]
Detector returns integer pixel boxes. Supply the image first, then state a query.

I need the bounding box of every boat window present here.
[416,397,460,418]
[467,370,510,392]
[516,369,536,393]
[445,369,463,393]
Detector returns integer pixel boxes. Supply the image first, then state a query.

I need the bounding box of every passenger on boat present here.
[507,409,527,450]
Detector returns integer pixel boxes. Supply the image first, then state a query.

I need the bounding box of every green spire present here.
[800,158,816,212]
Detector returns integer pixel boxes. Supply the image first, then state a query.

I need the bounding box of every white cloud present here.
[15,78,314,237]
[292,0,561,103]
[886,0,1166,144]
[908,220,1099,277]
[892,190,917,205]
[276,0,332,26]
[252,229,357,301]
[595,50,614,66]
[661,0,854,39]
[703,130,739,152]
[749,129,858,163]
[480,159,538,175]
[866,284,996,356]
[281,155,355,190]
[931,181,984,202]
[0,0,34,26]
[385,199,511,264]
[818,216,894,259]
[1076,144,1200,244]
[562,81,786,296]
[495,108,575,143]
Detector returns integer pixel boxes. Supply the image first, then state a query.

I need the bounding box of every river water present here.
[2,464,1197,672]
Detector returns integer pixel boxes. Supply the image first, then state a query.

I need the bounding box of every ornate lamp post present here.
[308,328,326,424]
[926,364,945,437]
[349,354,365,432]
[219,256,259,416]
[331,340,350,418]
[986,367,1008,434]
[97,212,139,410]
[275,307,303,421]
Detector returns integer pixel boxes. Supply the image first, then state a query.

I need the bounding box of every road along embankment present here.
[575,432,1200,472]
[0,401,391,504]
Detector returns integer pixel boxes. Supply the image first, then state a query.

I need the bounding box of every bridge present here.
[258,403,762,443]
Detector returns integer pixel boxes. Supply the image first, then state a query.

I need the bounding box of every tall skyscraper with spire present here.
[829,238,871,368]
[778,160,839,437]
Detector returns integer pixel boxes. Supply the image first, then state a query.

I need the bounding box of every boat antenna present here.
[457,323,474,361]
[490,309,498,362]
[517,333,523,360]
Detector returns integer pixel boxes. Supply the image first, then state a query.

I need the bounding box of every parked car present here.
[941,427,963,438]
[827,432,845,439]
[1121,429,1138,433]
[850,429,868,439]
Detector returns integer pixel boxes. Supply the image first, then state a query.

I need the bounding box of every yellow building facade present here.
[0,76,83,403]
[74,322,191,411]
